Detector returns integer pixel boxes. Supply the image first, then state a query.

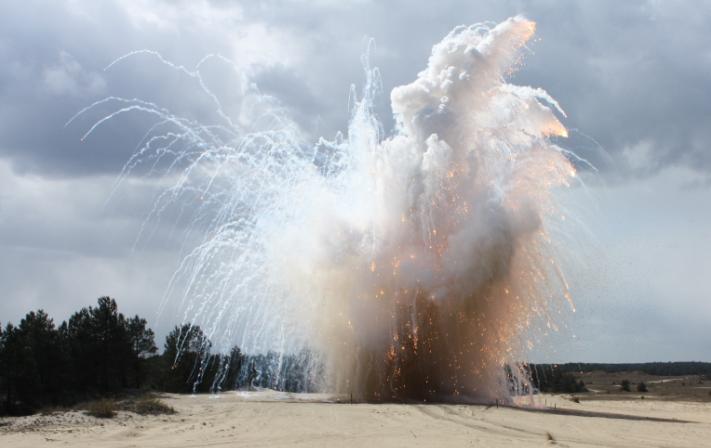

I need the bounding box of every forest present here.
[0,297,246,415]
[3,297,710,415]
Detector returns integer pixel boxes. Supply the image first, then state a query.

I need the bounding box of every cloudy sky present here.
[1,0,709,362]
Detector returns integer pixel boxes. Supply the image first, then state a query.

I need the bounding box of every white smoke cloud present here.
[120,16,577,401]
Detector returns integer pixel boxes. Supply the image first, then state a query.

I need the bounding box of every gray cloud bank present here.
[0,0,709,361]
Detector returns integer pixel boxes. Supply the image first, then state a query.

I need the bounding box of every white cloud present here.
[42,51,106,97]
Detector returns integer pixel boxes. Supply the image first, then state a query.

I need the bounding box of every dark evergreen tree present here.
[62,297,139,394]
[61,307,99,393]
[91,297,131,391]
[0,312,64,413]
[126,315,157,388]
[161,324,211,393]
[0,323,26,414]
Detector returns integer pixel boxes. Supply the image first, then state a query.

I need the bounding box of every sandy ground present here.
[2,391,711,447]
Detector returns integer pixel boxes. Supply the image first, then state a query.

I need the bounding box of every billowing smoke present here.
[79,16,576,402]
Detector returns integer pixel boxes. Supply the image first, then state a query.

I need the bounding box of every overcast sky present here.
[1,0,709,362]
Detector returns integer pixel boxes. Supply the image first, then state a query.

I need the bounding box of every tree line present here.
[525,364,588,393]
[0,297,246,415]
[5,296,709,414]
[549,362,711,377]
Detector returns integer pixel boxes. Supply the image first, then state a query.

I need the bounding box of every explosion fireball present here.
[76,16,577,402]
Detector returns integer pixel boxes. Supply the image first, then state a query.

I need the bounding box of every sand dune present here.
[2,392,710,447]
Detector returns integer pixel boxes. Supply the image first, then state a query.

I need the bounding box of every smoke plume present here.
[82,16,576,402]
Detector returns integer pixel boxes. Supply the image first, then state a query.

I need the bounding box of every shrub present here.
[620,379,631,392]
[86,399,117,418]
[131,397,175,415]
[636,382,648,393]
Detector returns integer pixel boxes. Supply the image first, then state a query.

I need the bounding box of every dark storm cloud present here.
[0,0,709,360]
[233,0,711,175]
[0,2,132,176]
[519,1,711,175]
[2,0,710,177]
[0,1,249,177]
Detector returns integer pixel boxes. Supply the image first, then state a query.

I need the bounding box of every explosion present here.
[77,16,576,402]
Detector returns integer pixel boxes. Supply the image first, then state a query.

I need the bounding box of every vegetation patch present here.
[86,399,117,419]
[124,397,176,416]
[80,395,176,418]
[526,364,588,394]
